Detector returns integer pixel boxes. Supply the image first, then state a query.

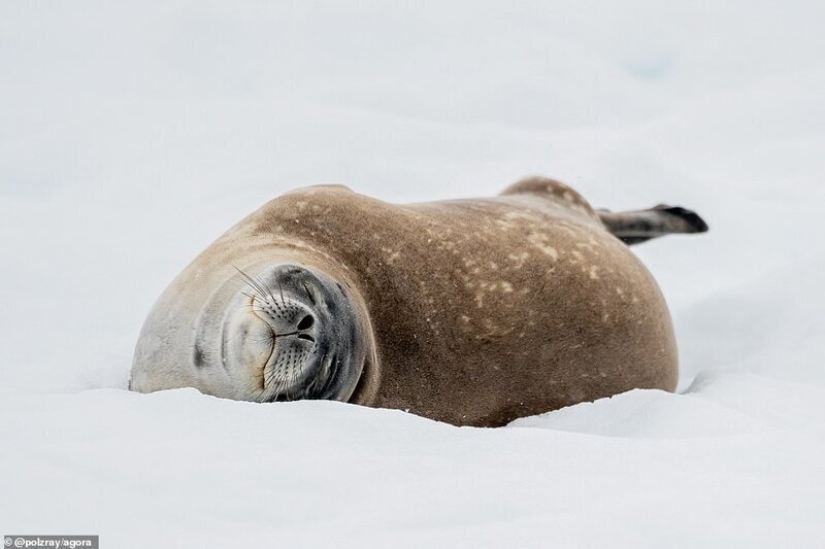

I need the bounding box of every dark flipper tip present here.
[653,205,709,233]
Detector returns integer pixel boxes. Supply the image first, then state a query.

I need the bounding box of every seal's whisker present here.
[244,305,272,314]
[252,273,280,307]
[273,363,291,396]
[234,266,271,302]
[228,271,258,292]
[265,360,283,387]
[291,359,301,398]
[277,280,286,305]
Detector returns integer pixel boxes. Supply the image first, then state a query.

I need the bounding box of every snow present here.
[1,1,824,547]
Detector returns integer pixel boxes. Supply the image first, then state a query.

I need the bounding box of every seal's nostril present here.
[297,333,315,343]
[297,315,314,330]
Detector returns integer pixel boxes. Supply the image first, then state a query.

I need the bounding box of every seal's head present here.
[130,261,375,404]
[223,264,367,401]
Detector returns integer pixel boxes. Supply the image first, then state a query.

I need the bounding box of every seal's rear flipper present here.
[598,205,709,246]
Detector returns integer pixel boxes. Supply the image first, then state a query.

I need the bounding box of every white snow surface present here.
[2,1,824,547]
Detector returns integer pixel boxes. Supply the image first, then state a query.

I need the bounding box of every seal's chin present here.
[221,264,366,403]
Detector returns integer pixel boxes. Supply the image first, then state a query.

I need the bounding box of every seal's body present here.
[131,177,707,426]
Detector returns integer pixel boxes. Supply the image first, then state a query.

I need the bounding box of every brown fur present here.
[226,176,678,426]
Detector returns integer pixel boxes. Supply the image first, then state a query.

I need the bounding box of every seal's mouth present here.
[222,263,366,403]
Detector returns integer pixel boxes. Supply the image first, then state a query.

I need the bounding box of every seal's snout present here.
[223,263,368,404]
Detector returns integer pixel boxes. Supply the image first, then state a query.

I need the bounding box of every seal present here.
[130,176,708,427]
